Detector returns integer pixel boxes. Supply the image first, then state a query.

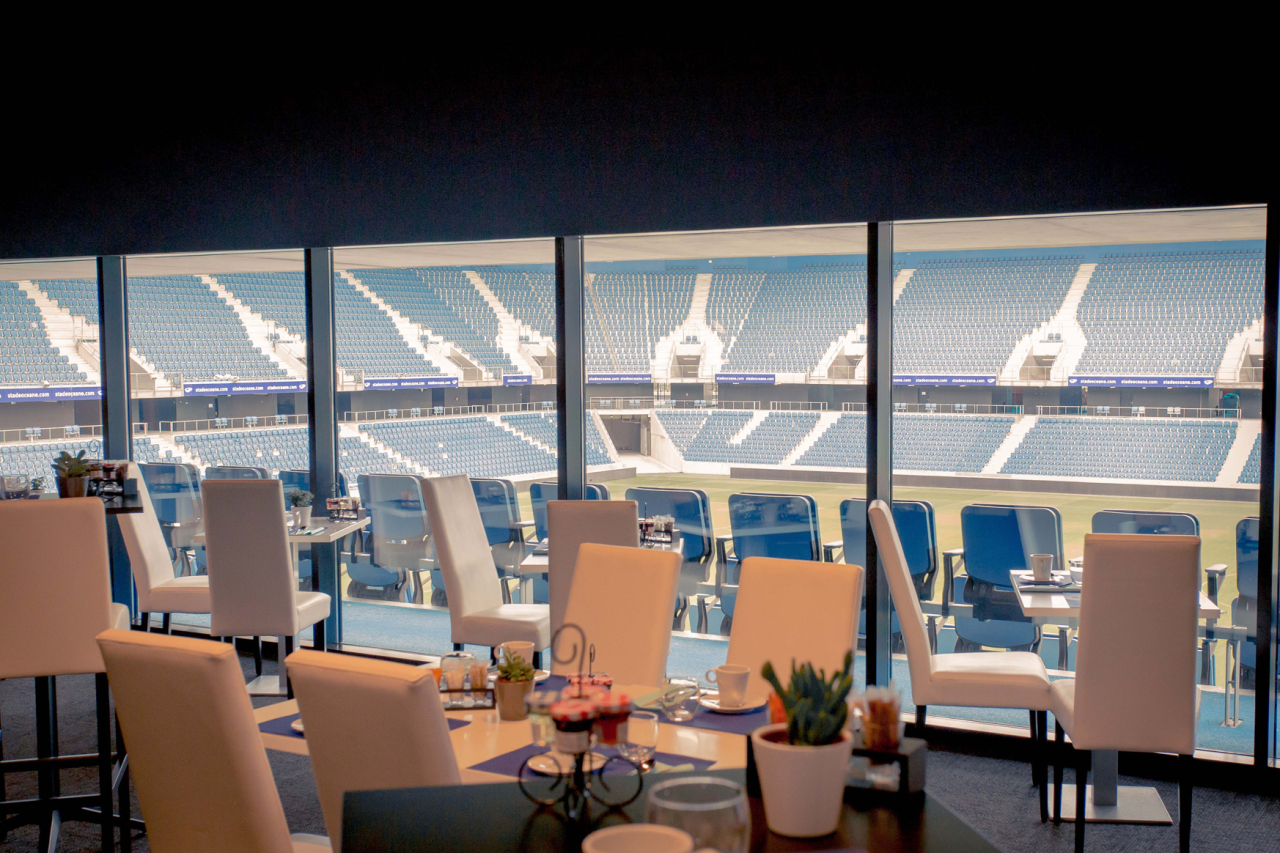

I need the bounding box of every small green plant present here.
[30,476,47,491]
[289,489,313,508]
[54,449,90,478]
[496,649,535,682]
[761,649,854,746]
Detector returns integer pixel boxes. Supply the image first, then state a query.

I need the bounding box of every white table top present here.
[193,516,369,546]
[254,682,746,784]
[518,536,682,576]
[1010,571,1220,621]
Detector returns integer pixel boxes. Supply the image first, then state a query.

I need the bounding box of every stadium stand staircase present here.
[1217,318,1262,386]
[815,324,867,379]
[980,415,1037,474]
[341,422,429,475]
[1216,419,1261,485]
[783,411,841,465]
[340,272,465,379]
[150,433,203,468]
[203,277,306,378]
[15,281,101,383]
[892,268,914,303]
[727,411,769,445]
[590,411,621,462]
[1048,263,1094,381]
[494,413,554,455]
[463,272,539,377]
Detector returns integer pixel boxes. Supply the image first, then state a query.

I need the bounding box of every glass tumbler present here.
[440,652,474,699]
[660,677,700,722]
[615,710,659,769]
[646,776,750,853]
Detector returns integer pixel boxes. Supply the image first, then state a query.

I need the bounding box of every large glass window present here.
[581,225,870,687]
[892,207,1265,753]
[0,257,104,496]
[331,239,556,655]
[125,250,308,629]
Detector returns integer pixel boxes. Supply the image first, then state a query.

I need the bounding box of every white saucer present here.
[290,718,305,734]
[527,751,607,776]
[698,693,767,715]
[486,669,551,684]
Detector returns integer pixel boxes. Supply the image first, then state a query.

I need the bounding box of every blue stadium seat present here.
[718,492,822,635]
[625,486,715,630]
[529,481,611,542]
[204,465,269,480]
[354,473,428,604]
[838,498,940,646]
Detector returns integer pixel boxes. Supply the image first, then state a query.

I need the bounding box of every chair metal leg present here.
[161,613,171,635]
[253,637,263,677]
[1178,753,1193,853]
[453,643,463,652]
[914,705,927,737]
[1074,749,1090,853]
[533,650,542,670]
[95,674,114,853]
[284,635,295,699]
[137,612,150,632]
[1035,710,1048,822]
[1053,721,1065,823]
[117,715,133,853]
[34,676,60,853]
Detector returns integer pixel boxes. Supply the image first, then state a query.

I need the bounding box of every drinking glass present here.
[646,776,750,853]
[660,677,700,722]
[440,652,474,700]
[615,710,659,769]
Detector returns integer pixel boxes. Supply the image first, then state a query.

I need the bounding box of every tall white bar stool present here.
[119,473,211,634]
[202,480,331,697]
[287,649,461,850]
[0,498,133,852]
[422,474,550,666]
[1050,533,1201,853]
[96,629,330,853]
[869,499,1054,821]
[556,543,682,686]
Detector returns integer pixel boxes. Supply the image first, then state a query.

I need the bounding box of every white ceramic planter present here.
[293,506,312,528]
[750,722,853,838]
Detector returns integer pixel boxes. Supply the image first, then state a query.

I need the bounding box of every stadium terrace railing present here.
[130,371,185,398]
[159,414,310,433]
[489,402,559,414]
[1036,405,1240,419]
[852,403,1023,415]
[1238,366,1264,384]
[1,424,104,444]
[770,401,828,411]
[1019,365,1052,381]
[342,406,485,423]
[587,398,760,411]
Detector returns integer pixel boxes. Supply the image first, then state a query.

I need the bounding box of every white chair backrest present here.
[118,473,179,608]
[726,556,863,704]
[287,650,462,849]
[96,629,295,853]
[202,479,298,638]
[557,543,681,685]
[1072,533,1200,754]
[0,498,114,678]
[547,501,640,637]
[422,474,502,617]
[867,499,936,691]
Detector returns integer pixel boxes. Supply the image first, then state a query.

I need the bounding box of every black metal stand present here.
[516,751,643,820]
[0,674,142,852]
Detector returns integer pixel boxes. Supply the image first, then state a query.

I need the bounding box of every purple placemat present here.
[469,743,715,778]
[259,712,470,739]
[646,704,770,736]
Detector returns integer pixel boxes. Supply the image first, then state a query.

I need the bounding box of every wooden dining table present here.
[256,681,1000,852]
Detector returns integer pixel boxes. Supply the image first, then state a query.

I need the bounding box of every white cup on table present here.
[705,664,750,708]
[581,824,696,853]
[1030,553,1054,582]
[501,641,535,667]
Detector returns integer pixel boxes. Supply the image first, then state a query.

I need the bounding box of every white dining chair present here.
[422,474,551,665]
[202,479,331,696]
[725,556,864,705]
[0,499,132,852]
[868,499,1053,821]
[547,499,640,638]
[1050,533,1200,853]
[119,472,211,633]
[554,543,682,686]
[287,649,462,850]
[96,629,330,853]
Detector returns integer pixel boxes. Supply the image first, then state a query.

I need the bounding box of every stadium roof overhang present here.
[0,205,1263,277]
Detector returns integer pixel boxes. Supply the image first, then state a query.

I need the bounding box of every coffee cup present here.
[581,824,695,853]
[705,664,750,708]
[1030,554,1054,582]
[502,641,536,667]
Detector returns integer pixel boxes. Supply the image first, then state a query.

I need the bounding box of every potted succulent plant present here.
[494,648,536,721]
[289,489,314,528]
[751,651,855,838]
[53,450,92,498]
